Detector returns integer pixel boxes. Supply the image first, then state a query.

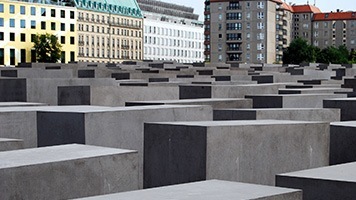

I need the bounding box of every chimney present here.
[337,9,340,12]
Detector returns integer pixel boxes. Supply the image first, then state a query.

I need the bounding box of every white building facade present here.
[138,0,204,63]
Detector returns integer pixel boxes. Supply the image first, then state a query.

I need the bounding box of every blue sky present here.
[162,0,356,21]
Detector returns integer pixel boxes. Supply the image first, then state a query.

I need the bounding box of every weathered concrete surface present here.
[0,144,139,200]
[76,180,302,200]
[330,121,356,165]
[126,98,252,109]
[246,94,346,108]
[36,105,212,188]
[144,120,329,188]
[276,162,356,200]
[324,98,356,121]
[0,138,23,151]
[213,108,340,122]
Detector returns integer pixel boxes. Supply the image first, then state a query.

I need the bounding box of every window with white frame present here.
[257,53,264,60]
[257,2,264,9]
[257,43,264,50]
[257,33,264,40]
[257,12,264,19]
[257,22,264,29]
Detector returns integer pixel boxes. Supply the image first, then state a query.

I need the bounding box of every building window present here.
[31,34,35,42]
[41,21,46,30]
[70,11,75,19]
[257,53,264,60]
[70,37,75,45]
[20,6,25,14]
[257,22,264,29]
[9,5,14,14]
[61,36,65,44]
[70,24,75,32]
[20,20,26,28]
[257,43,264,50]
[10,33,15,41]
[51,9,55,17]
[31,20,36,29]
[257,12,264,19]
[0,48,4,65]
[10,49,15,65]
[0,4,3,13]
[257,2,264,9]
[60,10,65,18]
[51,22,56,30]
[0,32,3,40]
[41,8,46,16]
[21,33,26,42]
[61,23,65,31]
[10,19,15,28]
[21,49,26,63]
[31,7,36,15]
[0,18,3,27]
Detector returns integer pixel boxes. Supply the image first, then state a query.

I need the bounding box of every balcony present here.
[227,6,242,10]
[226,48,242,53]
[226,38,243,43]
[121,45,130,49]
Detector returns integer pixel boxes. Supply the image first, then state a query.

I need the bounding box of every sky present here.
[161,0,356,21]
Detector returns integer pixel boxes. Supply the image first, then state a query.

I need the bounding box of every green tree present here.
[33,33,62,63]
[317,46,349,64]
[283,37,316,64]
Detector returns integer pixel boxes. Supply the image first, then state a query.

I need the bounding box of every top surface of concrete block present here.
[0,144,136,169]
[0,102,48,107]
[77,180,301,200]
[324,97,356,101]
[331,121,356,127]
[278,162,356,182]
[149,120,324,127]
[0,138,22,142]
[127,98,248,104]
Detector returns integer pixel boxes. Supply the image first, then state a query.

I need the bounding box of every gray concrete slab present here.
[213,108,340,122]
[329,121,356,165]
[76,180,301,200]
[144,120,329,188]
[246,94,347,108]
[0,138,23,151]
[0,144,138,200]
[0,102,48,107]
[125,98,252,109]
[324,97,356,121]
[36,105,212,188]
[276,162,356,200]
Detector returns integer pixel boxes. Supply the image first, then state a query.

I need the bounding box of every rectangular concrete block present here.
[57,86,91,105]
[36,105,212,188]
[0,144,138,200]
[276,162,356,200]
[329,121,356,165]
[126,98,252,109]
[144,120,329,188]
[246,94,346,108]
[76,180,302,200]
[213,108,340,122]
[0,78,27,102]
[324,98,356,121]
[0,138,23,151]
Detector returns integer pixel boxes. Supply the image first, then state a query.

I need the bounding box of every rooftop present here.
[291,4,322,13]
[313,11,356,21]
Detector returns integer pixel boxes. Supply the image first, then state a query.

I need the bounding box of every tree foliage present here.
[283,37,354,64]
[33,33,62,63]
[282,37,316,64]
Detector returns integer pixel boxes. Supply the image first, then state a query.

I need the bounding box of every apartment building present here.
[205,0,294,64]
[312,11,356,51]
[0,0,77,66]
[75,0,143,63]
[291,4,321,43]
[138,0,204,63]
